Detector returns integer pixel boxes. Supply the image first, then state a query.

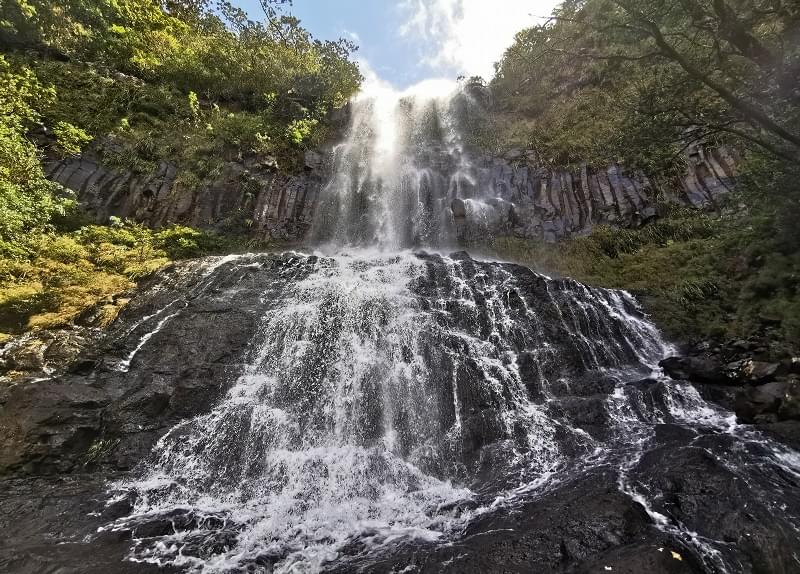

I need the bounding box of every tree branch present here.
[614,1,800,150]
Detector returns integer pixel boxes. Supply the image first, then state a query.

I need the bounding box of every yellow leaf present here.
[671,551,683,561]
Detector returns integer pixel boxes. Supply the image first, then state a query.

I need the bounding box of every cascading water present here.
[309,78,484,251]
[105,80,800,573]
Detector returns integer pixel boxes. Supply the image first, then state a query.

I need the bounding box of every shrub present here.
[52,120,92,156]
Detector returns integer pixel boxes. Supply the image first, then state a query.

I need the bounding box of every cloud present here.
[343,29,360,43]
[399,0,560,79]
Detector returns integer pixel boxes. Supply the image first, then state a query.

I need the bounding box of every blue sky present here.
[235,1,561,89]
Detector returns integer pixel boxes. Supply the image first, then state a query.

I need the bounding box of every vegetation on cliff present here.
[486,0,800,353]
[0,0,361,336]
[488,0,799,168]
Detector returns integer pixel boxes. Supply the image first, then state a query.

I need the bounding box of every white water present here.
[109,251,677,573]
[310,78,488,252]
[113,253,472,571]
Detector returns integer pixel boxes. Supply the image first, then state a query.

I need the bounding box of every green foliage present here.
[84,438,120,466]
[588,209,718,258]
[187,89,199,121]
[490,0,800,168]
[52,120,92,156]
[0,55,72,256]
[3,0,361,183]
[482,1,800,354]
[3,0,361,149]
[285,117,318,145]
[0,218,244,334]
[0,0,361,339]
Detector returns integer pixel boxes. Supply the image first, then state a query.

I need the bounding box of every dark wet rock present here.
[0,254,313,476]
[732,374,800,428]
[0,328,100,380]
[659,355,734,385]
[100,491,135,521]
[664,336,800,437]
[735,381,787,423]
[44,141,331,242]
[777,377,800,420]
[632,441,800,574]
[452,144,738,243]
[304,149,325,170]
[451,197,467,218]
[728,358,782,384]
[330,472,699,574]
[755,420,800,450]
[0,294,132,384]
[693,383,739,412]
[0,473,173,574]
[662,333,795,389]
[45,137,737,246]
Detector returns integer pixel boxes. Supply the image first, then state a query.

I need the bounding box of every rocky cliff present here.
[45,139,738,244]
[454,144,739,242]
[44,144,329,242]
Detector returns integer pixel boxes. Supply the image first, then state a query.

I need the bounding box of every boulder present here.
[777,376,800,421]
[735,382,786,423]
[451,198,467,219]
[730,359,781,385]
[735,376,800,423]
[783,357,800,375]
[659,356,734,385]
[0,327,102,383]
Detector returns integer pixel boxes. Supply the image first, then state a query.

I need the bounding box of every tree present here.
[491,0,800,166]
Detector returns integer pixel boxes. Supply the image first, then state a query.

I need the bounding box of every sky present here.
[236,0,561,88]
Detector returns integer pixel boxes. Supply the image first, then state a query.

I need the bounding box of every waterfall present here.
[309,78,481,251]
[105,81,800,574]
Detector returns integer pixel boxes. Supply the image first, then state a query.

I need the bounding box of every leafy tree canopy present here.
[490,0,800,169]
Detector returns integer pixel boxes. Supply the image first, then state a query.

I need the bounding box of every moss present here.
[0,220,260,335]
[83,438,120,466]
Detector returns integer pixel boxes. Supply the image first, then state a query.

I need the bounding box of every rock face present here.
[453,144,738,243]
[0,256,275,475]
[44,143,328,242]
[1,252,799,573]
[44,139,738,244]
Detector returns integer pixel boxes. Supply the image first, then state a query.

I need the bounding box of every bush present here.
[0,56,74,254]
[0,218,243,335]
[52,120,92,156]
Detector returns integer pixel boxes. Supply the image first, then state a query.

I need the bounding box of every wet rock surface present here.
[0,254,311,475]
[0,293,131,385]
[0,473,174,574]
[453,144,738,243]
[659,336,800,447]
[0,253,798,573]
[329,472,699,574]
